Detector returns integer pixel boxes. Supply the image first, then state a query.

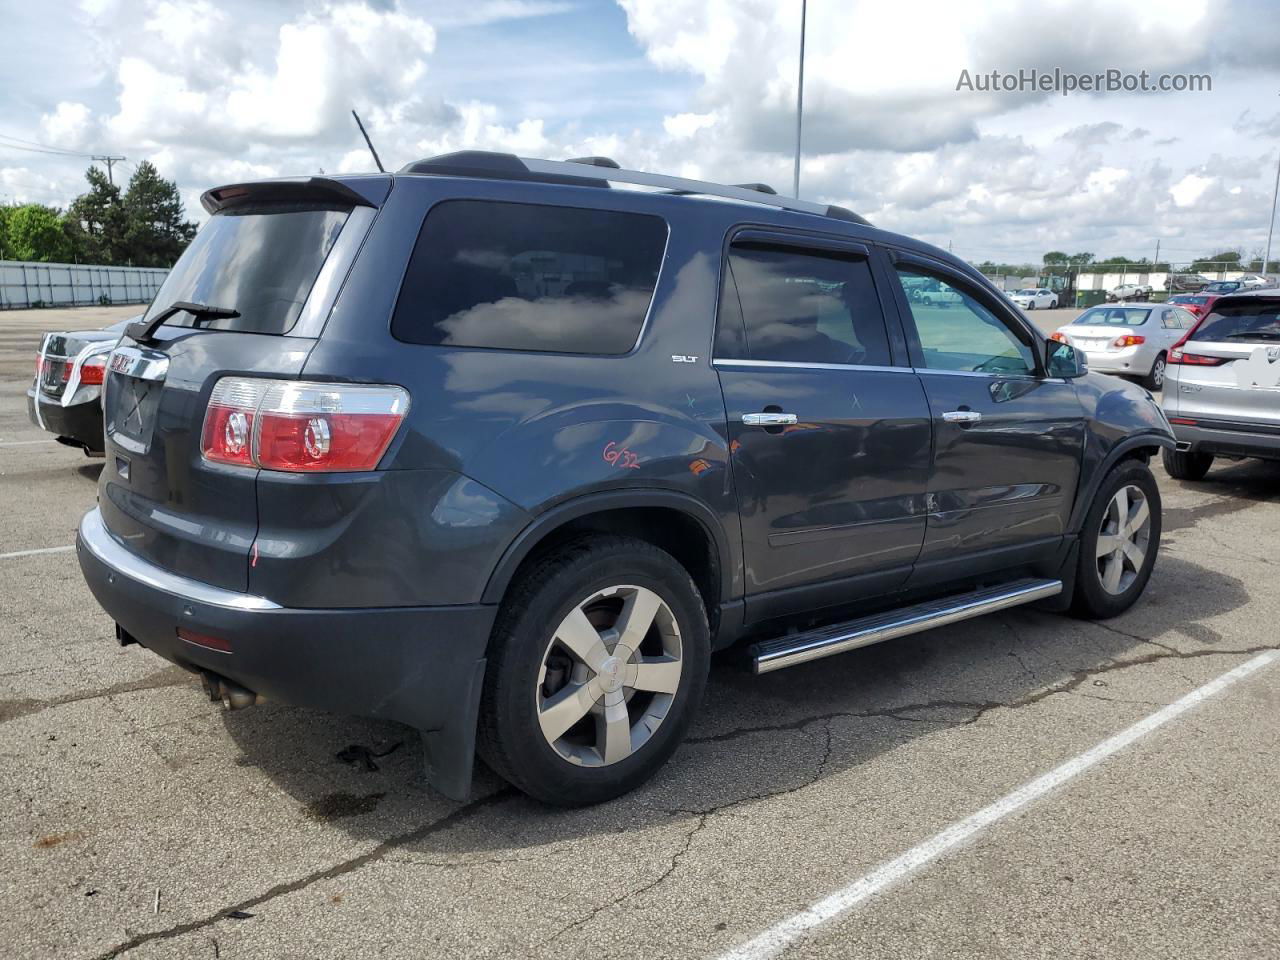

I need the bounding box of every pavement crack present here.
[0,665,191,724]
[89,789,515,960]
[538,812,712,948]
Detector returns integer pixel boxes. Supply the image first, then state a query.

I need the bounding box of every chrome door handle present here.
[742,412,798,426]
[942,410,982,424]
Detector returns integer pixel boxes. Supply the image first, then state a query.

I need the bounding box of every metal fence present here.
[0,260,168,310]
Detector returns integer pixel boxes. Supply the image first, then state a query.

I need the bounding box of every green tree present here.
[1042,251,1069,265]
[1191,250,1242,271]
[66,165,127,264]
[6,204,72,262]
[121,160,196,267]
[0,203,11,260]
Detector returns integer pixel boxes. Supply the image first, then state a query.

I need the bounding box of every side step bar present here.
[751,578,1063,675]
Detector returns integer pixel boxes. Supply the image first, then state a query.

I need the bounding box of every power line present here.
[0,132,99,158]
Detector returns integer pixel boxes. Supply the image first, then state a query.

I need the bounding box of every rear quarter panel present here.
[302,176,742,606]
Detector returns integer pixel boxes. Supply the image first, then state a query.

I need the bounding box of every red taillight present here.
[1168,417,1198,425]
[200,377,409,472]
[79,355,107,386]
[177,628,232,653]
[1112,334,1145,348]
[35,354,45,378]
[1050,332,1069,343]
[1168,349,1228,366]
[1167,319,1227,366]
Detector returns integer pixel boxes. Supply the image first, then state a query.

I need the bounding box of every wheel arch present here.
[1068,433,1172,534]
[481,490,734,625]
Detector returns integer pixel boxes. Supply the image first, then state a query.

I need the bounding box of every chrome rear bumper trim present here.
[78,507,280,611]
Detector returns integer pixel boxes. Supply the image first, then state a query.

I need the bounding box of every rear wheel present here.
[1162,447,1213,481]
[1143,352,1167,390]
[477,536,709,806]
[1072,460,1161,619]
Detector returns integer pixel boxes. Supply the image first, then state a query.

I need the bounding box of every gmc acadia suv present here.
[77,152,1174,805]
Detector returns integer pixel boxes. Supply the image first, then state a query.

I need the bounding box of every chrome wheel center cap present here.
[598,655,626,693]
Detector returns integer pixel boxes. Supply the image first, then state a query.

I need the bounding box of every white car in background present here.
[1237,274,1274,289]
[1107,283,1153,302]
[1009,288,1058,310]
[1052,302,1198,390]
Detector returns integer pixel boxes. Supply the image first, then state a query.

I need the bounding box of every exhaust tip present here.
[200,670,260,710]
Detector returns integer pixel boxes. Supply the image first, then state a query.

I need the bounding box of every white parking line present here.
[0,544,75,560]
[717,649,1280,960]
[0,439,56,447]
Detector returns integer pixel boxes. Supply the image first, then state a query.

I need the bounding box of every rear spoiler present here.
[201,176,389,214]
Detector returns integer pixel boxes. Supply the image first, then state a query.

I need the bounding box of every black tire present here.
[1143,351,1167,391]
[1072,459,1162,619]
[477,536,710,806]
[1162,447,1213,481]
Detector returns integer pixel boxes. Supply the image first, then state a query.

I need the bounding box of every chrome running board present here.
[750,578,1063,675]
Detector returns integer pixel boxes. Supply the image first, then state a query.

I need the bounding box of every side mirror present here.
[1046,340,1088,378]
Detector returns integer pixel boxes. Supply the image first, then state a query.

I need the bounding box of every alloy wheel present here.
[535,585,683,767]
[1096,484,1151,595]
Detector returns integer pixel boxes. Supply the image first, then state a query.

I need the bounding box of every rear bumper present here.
[76,506,495,799]
[27,389,105,452]
[1170,420,1280,460]
[1080,348,1149,377]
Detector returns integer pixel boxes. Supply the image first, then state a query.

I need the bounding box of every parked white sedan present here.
[1052,303,1198,390]
[1009,288,1058,310]
[1237,274,1275,289]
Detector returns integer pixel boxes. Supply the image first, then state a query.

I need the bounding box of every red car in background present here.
[1167,292,1228,323]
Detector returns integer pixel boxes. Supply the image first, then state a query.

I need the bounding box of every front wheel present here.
[1072,460,1161,619]
[477,536,710,806]
[1162,447,1213,481]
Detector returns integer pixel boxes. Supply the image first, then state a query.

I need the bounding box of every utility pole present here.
[92,155,126,186]
[1265,146,1280,281]
[1153,239,1161,289]
[792,0,807,199]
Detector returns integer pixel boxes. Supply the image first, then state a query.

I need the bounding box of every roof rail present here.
[566,156,621,169]
[733,182,778,195]
[398,150,871,226]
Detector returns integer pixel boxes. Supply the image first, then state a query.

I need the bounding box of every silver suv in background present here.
[1162,291,1280,479]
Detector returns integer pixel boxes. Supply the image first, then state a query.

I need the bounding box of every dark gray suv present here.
[76,152,1174,805]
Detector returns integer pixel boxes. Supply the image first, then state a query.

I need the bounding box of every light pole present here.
[1264,146,1280,281]
[792,0,807,199]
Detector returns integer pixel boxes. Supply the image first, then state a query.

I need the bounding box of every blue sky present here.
[2,0,1279,266]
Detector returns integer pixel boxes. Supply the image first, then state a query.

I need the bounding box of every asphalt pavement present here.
[1,305,1276,960]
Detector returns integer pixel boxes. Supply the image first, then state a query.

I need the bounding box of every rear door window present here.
[716,244,892,365]
[392,200,667,354]
[142,201,351,335]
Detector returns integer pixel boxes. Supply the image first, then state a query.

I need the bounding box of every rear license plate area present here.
[105,373,161,453]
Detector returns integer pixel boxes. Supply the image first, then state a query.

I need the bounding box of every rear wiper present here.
[1221,330,1280,341]
[125,301,240,344]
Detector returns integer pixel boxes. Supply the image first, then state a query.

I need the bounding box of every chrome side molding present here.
[751,577,1063,674]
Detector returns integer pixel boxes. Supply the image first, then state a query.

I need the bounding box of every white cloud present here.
[3,0,1280,268]
[39,102,96,150]
[1171,173,1214,207]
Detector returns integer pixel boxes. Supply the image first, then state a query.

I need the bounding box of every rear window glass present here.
[1073,307,1151,326]
[392,200,667,354]
[1171,295,1208,305]
[1191,302,1280,342]
[143,202,350,335]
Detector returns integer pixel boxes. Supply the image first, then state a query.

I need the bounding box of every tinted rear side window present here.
[143,202,350,335]
[392,200,667,354]
[719,245,891,365]
[1191,302,1280,342]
